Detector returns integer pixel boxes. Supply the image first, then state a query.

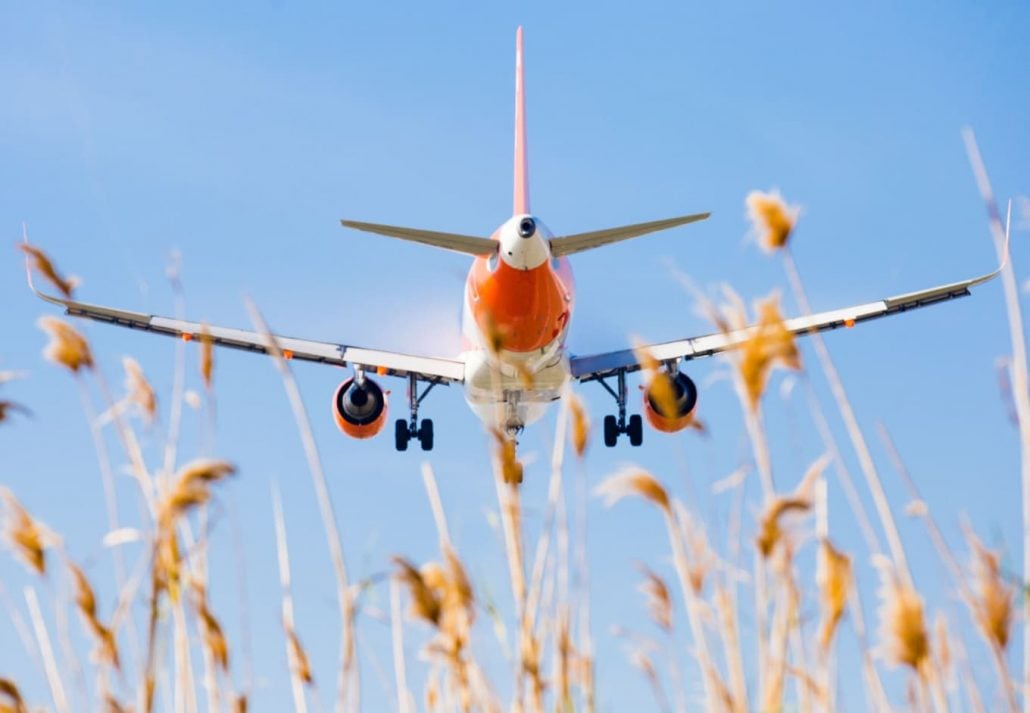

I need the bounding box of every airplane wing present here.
[27,277,465,384]
[570,265,1001,382]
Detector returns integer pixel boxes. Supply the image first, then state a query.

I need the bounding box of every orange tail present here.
[513,26,530,216]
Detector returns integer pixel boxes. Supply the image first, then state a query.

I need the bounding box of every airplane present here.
[29,27,1002,460]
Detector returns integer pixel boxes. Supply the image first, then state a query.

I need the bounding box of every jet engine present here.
[333,377,387,439]
[642,372,699,433]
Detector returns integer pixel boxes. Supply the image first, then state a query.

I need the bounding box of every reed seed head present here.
[595,468,671,514]
[0,677,25,713]
[123,357,157,423]
[200,326,214,389]
[636,565,673,631]
[20,243,78,298]
[38,317,93,373]
[1,488,47,575]
[69,562,120,668]
[746,189,799,253]
[817,539,852,650]
[738,296,801,410]
[877,566,930,672]
[287,627,313,684]
[567,392,590,458]
[969,535,1013,650]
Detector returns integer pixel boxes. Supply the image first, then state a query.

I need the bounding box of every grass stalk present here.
[246,299,357,713]
[782,250,912,587]
[962,128,1027,713]
[272,483,309,713]
[25,585,69,713]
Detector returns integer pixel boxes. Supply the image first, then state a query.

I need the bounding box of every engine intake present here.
[333,377,388,439]
[643,372,699,433]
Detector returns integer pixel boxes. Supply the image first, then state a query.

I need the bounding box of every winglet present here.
[513,26,529,216]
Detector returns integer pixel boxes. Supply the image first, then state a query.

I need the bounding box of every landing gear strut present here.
[395,374,436,452]
[597,370,643,447]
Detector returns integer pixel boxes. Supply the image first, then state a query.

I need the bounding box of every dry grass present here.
[2,162,1024,713]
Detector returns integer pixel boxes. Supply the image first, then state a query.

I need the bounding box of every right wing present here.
[341,219,497,257]
[571,264,1002,382]
[28,274,464,384]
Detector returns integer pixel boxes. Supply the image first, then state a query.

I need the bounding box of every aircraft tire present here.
[627,414,643,447]
[603,415,618,447]
[395,419,409,451]
[419,419,434,451]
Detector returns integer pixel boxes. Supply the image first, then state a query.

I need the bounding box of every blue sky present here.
[1,2,1029,710]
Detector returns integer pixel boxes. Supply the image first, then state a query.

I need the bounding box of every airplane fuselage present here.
[461,214,575,432]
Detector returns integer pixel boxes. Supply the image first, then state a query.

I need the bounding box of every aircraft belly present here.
[462,347,569,428]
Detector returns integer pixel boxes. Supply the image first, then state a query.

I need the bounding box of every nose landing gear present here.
[395,374,436,451]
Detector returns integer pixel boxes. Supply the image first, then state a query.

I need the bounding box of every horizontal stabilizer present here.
[550,212,710,257]
[341,220,497,256]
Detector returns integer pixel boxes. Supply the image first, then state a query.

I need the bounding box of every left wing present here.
[28,276,464,384]
[571,265,1001,382]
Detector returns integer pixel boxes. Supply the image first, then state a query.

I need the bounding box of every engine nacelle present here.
[643,372,699,433]
[333,377,388,439]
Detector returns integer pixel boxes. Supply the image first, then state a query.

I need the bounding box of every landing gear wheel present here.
[603,415,619,447]
[627,414,643,447]
[394,419,410,451]
[418,419,434,452]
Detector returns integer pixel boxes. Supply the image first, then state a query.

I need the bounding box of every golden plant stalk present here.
[780,245,914,589]
[712,582,748,713]
[246,299,357,713]
[878,423,1019,711]
[272,484,311,713]
[595,469,723,711]
[390,577,415,713]
[962,128,1028,710]
[25,586,69,713]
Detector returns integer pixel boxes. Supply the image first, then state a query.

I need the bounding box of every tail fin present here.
[513,26,530,216]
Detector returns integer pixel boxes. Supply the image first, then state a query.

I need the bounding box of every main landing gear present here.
[395,374,436,452]
[597,370,643,447]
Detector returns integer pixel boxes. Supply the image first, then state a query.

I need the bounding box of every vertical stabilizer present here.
[513,26,530,216]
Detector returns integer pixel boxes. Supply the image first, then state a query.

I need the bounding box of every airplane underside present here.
[462,347,569,434]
